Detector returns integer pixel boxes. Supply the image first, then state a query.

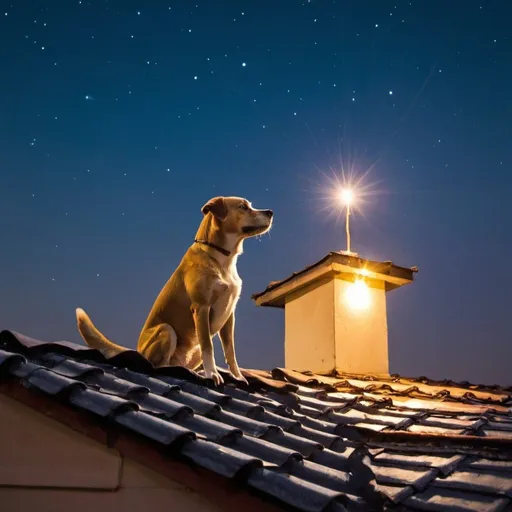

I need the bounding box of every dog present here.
[75,196,273,386]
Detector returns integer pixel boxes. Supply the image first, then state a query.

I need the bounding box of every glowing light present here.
[311,162,381,255]
[340,188,354,206]
[345,280,370,311]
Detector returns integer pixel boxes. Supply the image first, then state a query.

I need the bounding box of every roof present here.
[252,252,418,308]
[1,329,512,512]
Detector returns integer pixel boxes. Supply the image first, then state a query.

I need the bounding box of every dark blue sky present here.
[1,1,511,384]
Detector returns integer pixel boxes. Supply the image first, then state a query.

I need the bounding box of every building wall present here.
[285,279,335,373]
[284,275,389,375]
[0,394,220,512]
[334,277,389,375]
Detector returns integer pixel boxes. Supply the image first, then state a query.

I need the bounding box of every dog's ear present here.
[201,196,228,221]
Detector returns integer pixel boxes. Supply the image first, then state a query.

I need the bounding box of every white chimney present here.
[252,252,416,377]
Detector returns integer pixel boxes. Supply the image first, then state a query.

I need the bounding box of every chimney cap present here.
[252,251,417,309]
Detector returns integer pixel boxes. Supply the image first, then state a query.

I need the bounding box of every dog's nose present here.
[264,209,273,218]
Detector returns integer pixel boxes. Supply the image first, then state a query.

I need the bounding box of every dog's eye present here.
[239,204,248,210]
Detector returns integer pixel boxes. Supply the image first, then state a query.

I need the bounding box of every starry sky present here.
[1,1,511,385]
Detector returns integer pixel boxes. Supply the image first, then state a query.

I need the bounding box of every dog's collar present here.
[194,239,231,257]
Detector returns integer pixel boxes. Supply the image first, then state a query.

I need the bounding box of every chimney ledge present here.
[252,252,416,309]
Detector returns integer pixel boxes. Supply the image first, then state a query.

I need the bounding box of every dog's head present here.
[201,196,273,238]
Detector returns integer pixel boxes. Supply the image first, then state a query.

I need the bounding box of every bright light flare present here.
[308,154,384,254]
[311,166,380,224]
[345,280,371,311]
[340,188,354,206]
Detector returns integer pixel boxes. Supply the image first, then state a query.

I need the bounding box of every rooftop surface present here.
[1,329,512,512]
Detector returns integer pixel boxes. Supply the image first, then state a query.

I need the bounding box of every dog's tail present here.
[76,307,127,359]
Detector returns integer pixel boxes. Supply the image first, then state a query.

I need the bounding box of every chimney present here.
[252,252,416,377]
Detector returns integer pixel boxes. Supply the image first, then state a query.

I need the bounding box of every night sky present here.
[1,1,511,385]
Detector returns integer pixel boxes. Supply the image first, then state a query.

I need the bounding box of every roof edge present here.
[0,380,285,512]
[252,251,417,308]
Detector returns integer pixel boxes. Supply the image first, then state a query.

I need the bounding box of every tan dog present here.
[75,196,273,385]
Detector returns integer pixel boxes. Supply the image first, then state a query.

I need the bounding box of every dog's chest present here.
[210,273,242,334]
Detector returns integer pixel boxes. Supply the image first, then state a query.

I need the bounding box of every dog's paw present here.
[229,366,248,385]
[231,372,248,385]
[205,368,224,386]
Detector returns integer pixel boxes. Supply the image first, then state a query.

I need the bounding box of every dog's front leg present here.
[192,305,224,386]
[219,314,248,384]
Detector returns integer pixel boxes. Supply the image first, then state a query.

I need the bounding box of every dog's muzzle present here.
[242,210,273,234]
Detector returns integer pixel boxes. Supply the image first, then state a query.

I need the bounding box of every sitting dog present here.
[76,196,273,385]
